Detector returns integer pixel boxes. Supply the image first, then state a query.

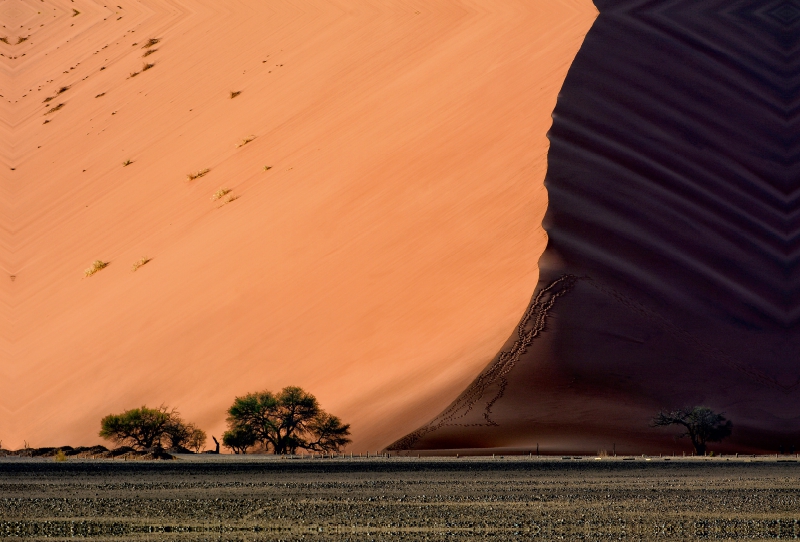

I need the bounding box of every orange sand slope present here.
[0,0,596,451]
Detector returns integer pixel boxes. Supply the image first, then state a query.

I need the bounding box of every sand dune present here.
[390,0,800,455]
[0,0,596,450]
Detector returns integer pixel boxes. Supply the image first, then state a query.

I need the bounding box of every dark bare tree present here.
[651,406,732,455]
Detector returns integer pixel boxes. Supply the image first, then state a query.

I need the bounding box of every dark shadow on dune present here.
[389,0,800,455]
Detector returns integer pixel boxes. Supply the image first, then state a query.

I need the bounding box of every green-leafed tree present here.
[651,406,733,455]
[100,405,207,451]
[164,417,207,452]
[226,386,351,454]
[99,406,172,449]
[222,426,258,454]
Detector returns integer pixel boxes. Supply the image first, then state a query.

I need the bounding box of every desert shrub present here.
[131,257,150,272]
[211,188,231,201]
[84,260,109,277]
[236,136,255,148]
[187,168,210,181]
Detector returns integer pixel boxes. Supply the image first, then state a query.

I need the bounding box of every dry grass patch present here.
[84,260,109,277]
[142,49,157,57]
[211,188,231,201]
[222,194,239,205]
[229,90,242,99]
[0,37,8,44]
[16,36,28,44]
[131,257,151,272]
[142,38,160,49]
[263,166,272,171]
[72,9,80,16]
[236,136,256,148]
[129,71,140,78]
[95,92,105,98]
[142,62,154,72]
[44,103,64,115]
[122,159,133,167]
[187,168,210,181]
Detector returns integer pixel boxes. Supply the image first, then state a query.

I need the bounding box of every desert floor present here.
[1,456,799,540]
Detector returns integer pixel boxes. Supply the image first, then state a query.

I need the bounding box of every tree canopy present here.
[226,386,351,454]
[651,406,732,455]
[222,426,257,454]
[99,405,206,451]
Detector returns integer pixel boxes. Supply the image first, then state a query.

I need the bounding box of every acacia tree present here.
[99,405,206,451]
[164,417,207,452]
[651,406,732,455]
[222,426,257,454]
[100,406,172,449]
[226,386,351,454]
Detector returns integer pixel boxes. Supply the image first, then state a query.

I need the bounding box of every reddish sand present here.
[0,0,596,451]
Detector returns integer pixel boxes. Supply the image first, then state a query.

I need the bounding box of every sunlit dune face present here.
[0,0,596,451]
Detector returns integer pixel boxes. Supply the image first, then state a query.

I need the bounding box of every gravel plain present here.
[1,455,799,540]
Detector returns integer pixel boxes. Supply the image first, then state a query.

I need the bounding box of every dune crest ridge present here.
[0,0,596,450]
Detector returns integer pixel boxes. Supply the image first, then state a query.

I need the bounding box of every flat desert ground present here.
[2,456,800,540]
[1,0,597,452]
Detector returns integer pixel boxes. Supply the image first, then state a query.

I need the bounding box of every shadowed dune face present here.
[0,0,596,449]
[391,0,800,455]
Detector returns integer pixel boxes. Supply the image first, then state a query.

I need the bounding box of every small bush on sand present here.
[142,38,160,49]
[54,450,67,462]
[84,260,109,277]
[142,49,157,57]
[229,90,242,99]
[44,103,64,115]
[187,168,210,181]
[131,257,150,272]
[211,188,231,201]
[236,136,256,148]
[122,159,132,167]
[142,62,154,72]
